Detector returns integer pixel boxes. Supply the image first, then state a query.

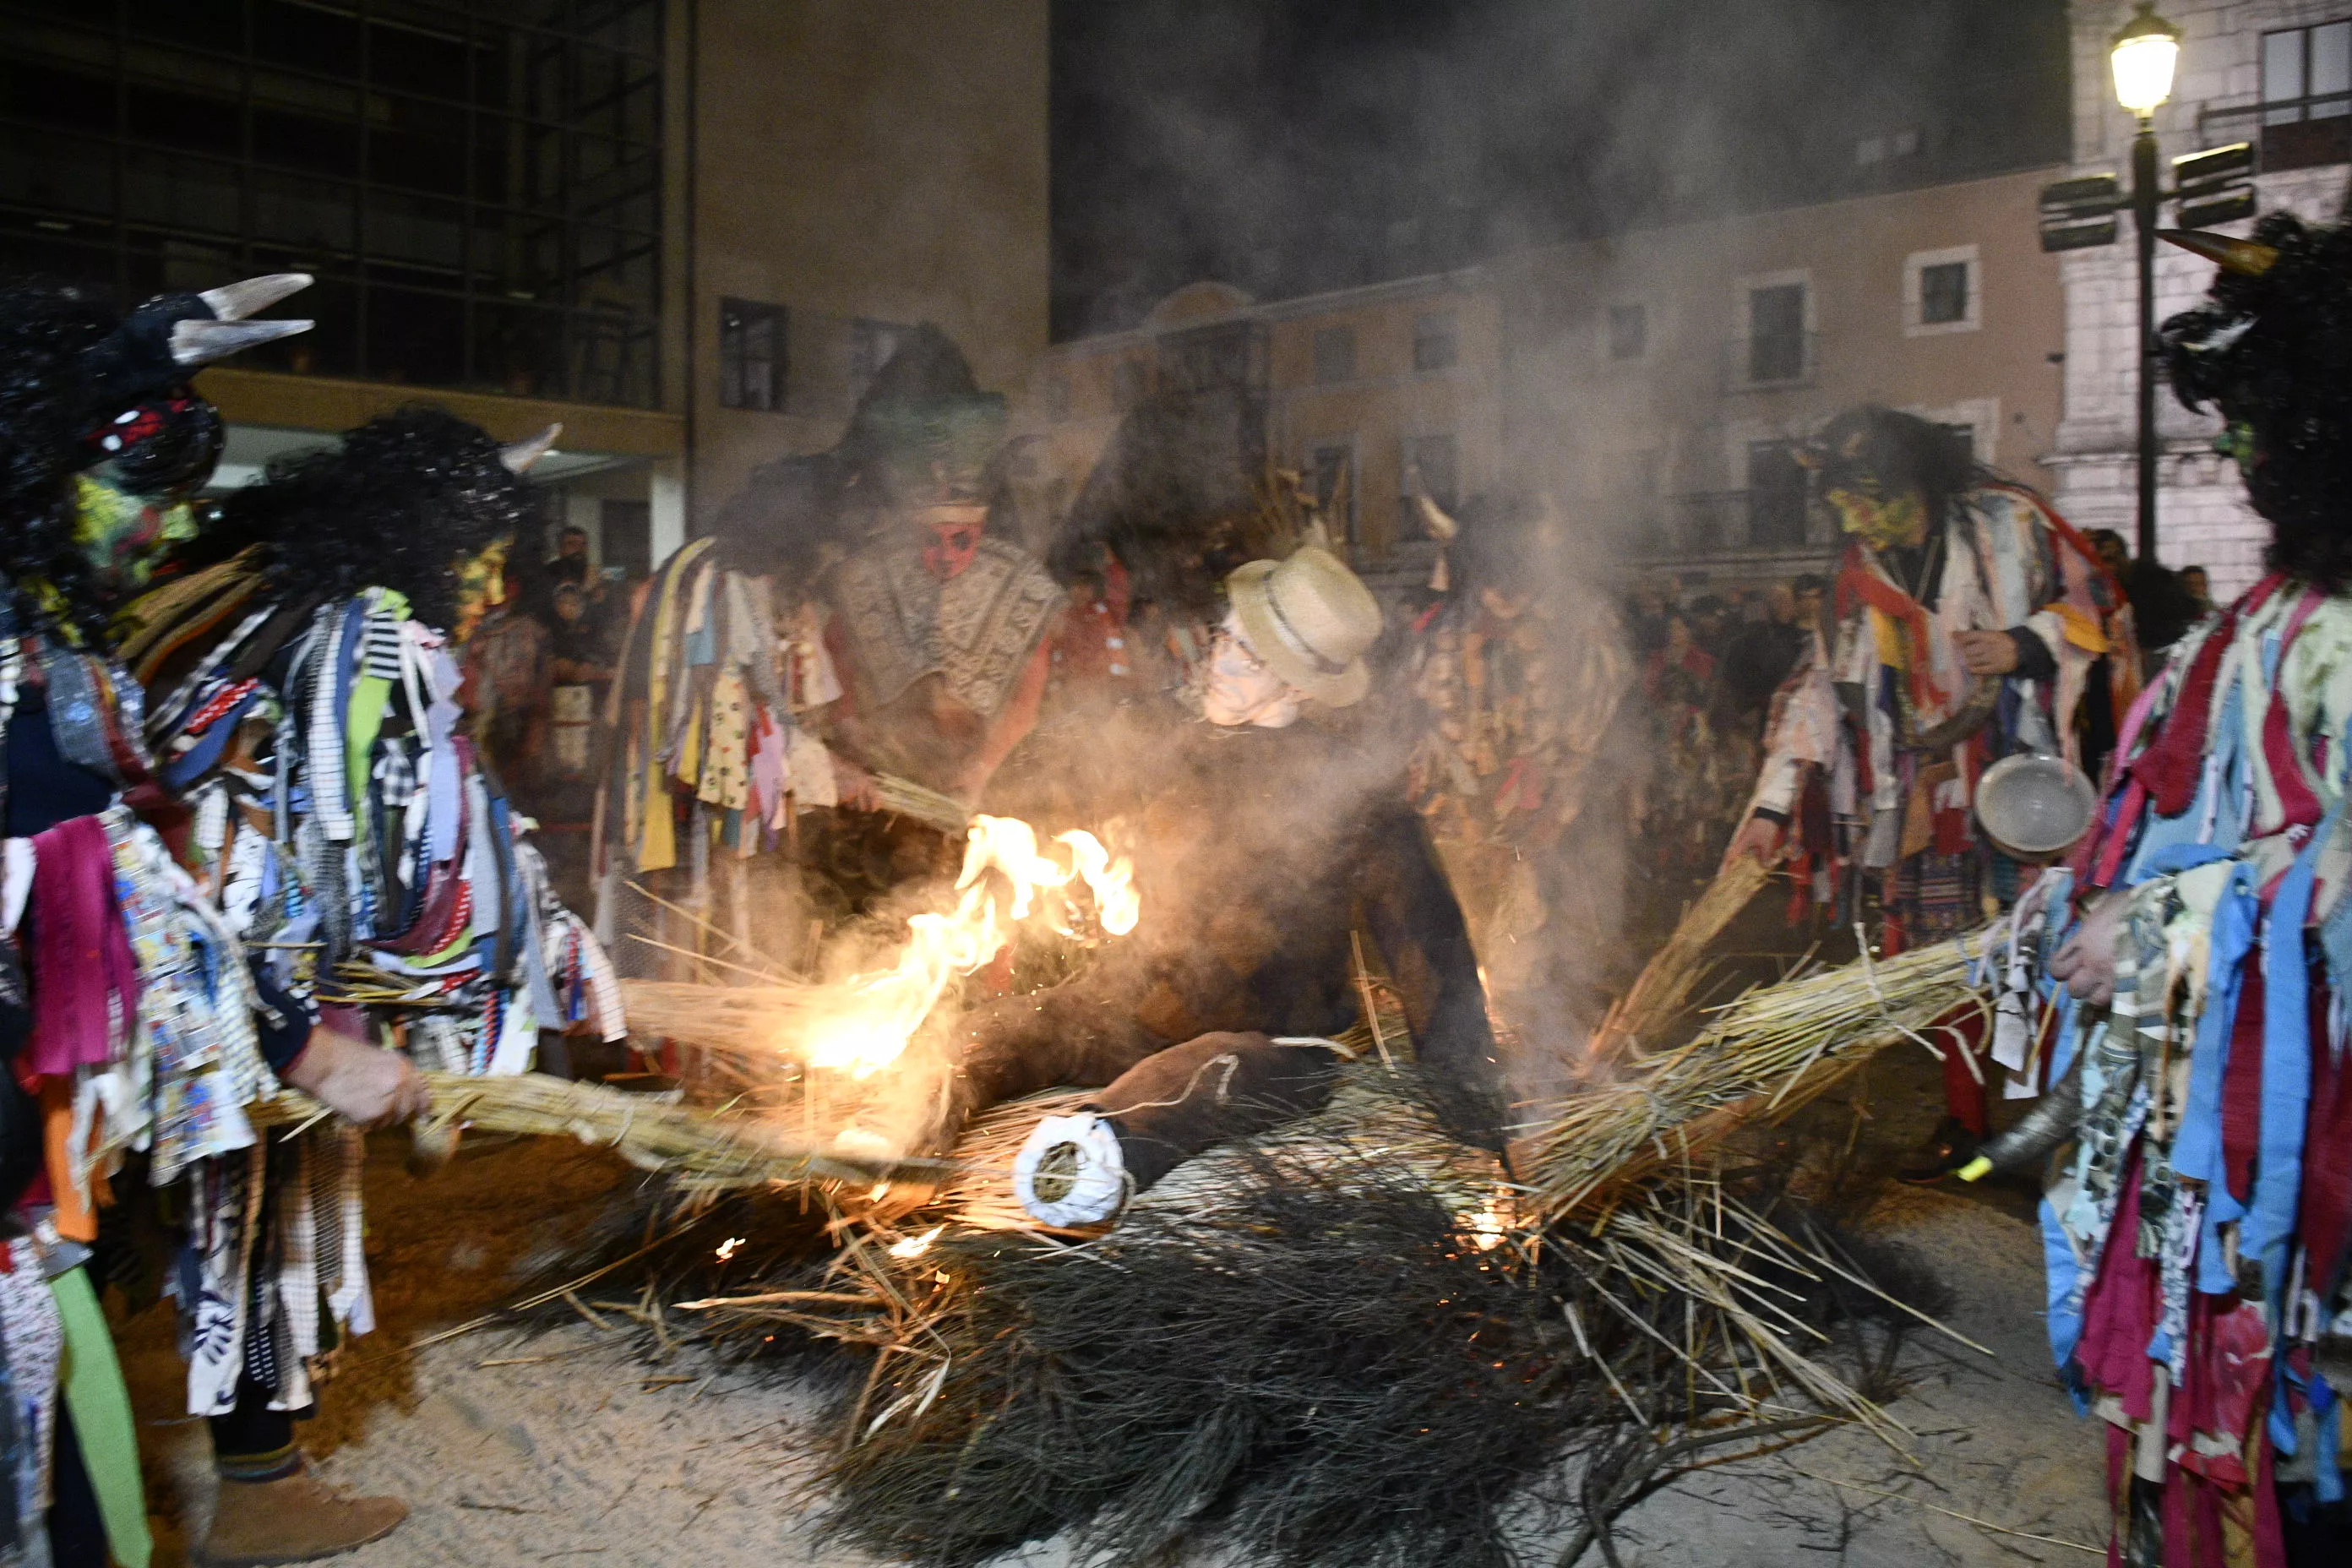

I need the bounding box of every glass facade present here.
[0,0,665,408]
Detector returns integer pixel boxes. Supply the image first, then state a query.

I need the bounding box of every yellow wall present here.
[689,0,1051,521]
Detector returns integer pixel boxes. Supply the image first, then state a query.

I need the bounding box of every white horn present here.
[500,422,562,474]
[197,273,313,322]
[170,316,313,368]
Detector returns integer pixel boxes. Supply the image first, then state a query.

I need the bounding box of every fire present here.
[888,1225,945,1260]
[1460,1188,1515,1252]
[796,814,1139,1078]
[714,1237,743,1261]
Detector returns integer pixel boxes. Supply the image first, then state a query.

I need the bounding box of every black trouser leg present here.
[210,1375,302,1483]
[1092,1032,1342,1193]
[48,1404,106,1567]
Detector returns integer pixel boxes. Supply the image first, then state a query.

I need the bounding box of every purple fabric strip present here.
[25,814,138,1075]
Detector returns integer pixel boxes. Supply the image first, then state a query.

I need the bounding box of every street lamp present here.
[2113,3,2181,564]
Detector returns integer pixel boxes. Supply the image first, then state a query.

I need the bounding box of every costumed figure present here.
[110,405,623,1562]
[1405,494,1633,1053]
[817,330,1063,805]
[0,272,435,1566]
[909,545,1508,1227]
[1723,406,2137,1173]
[1980,215,2352,1567]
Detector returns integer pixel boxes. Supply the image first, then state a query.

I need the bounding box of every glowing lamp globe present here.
[2110,3,2181,119]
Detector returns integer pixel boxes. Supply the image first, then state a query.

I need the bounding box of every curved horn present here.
[170,316,313,368]
[2158,229,2280,276]
[197,272,313,322]
[499,422,562,474]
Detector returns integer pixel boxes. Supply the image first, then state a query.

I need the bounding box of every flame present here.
[715,1236,743,1261]
[795,814,1140,1078]
[888,1225,945,1260]
[1461,1188,1514,1252]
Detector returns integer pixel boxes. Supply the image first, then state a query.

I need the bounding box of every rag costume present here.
[1990,216,2352,1568]
[110,410,622,1473]
[0,273,315,1567]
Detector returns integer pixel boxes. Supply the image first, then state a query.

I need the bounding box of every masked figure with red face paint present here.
[817,329,1064,805]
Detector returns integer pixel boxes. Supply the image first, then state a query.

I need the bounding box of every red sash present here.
[1834,547,1949,711]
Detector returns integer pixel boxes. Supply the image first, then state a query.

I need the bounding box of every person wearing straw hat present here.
[918,544,1508,1228]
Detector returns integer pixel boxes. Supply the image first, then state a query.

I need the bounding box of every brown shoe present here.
[201,1468,407,1565]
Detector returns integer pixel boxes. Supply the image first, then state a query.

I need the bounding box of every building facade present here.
[0,0,1049,574]
[2053,0,2352,598]
[1031,166,2066,599]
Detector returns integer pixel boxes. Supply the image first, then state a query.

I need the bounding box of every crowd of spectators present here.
[461,525,635,812]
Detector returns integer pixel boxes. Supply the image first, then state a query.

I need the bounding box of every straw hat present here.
[1226,546,1380,707]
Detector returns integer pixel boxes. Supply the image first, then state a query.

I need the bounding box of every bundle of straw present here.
[1588,856,1772,1063]
[1527,930,1985,1222]
[249,1071,947,1191]
[870,772,969,835]
[615,980,812,1058]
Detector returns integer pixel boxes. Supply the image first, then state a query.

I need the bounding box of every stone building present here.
[2052,1,2352,596]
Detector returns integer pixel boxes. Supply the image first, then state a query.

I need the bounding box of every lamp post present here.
[2111,3,2181,565]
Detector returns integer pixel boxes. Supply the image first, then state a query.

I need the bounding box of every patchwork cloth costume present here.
[1995,216,2352,1567]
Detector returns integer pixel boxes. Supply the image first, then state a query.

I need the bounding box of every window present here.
[2262,20,2352,171]
[1310,444,1358,545]
[1412,311,1459,373]
[718,299,787,411]
[1606,302,1647,362]
[1401,434,1459,516]
[599,500,652,580]
[1904,246,1979,336]
[1746,281,1808,384]
[1747,442,1809,549]
[1312,325,1357,384]
[0,2,666,406]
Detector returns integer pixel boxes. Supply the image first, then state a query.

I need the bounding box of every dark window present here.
[718,299,786,411]
[1310,444,1357,544]
[1607,303,1647,361]
[1747,283,1808,384]
[0,1,666,407]
[1401,434,1459,515]
[599,499,653,580]
[1412,311,1459,372]
[1919,261,1971,325]
[1313,325,1357,384]
[2262,21,2352,171]
[1748,442,1809,548]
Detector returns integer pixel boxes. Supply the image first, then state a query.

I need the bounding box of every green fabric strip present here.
[53,1266,153,1568]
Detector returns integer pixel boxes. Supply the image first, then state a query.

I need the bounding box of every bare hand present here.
[1954,629,2021,676]
[2046,888,2129,1009]
[1723,814,1786,869]
[283,1025,431,1128]
[831,756,882,812]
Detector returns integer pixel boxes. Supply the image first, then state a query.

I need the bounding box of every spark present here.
[714,1236,743,1261]
[888,1225,945,1260]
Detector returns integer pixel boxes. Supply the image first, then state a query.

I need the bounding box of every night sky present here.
[1048,0,2072,340]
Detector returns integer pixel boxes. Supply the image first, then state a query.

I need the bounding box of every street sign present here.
[2039,173,2122,252]
[2172,140,2258,230]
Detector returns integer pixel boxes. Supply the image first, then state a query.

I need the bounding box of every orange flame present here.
[797,814,1139,1078]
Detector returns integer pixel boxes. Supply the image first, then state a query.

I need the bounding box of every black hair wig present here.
[2159,211,2352,591]
[0,279,127,638]
[202,406,537,630]
[1810,405,1982,526]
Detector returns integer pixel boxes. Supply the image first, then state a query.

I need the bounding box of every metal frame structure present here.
[0,0,665,409]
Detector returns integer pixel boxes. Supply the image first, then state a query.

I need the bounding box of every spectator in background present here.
[2180,562,2213,617]
[1687,594,1734,660]
[2084,526,2198,656]
[547,580,612,687]
[1721,577,1814,729]
[550,523,591,586]
[1625,578,1671,656]
[461,560,553,787]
